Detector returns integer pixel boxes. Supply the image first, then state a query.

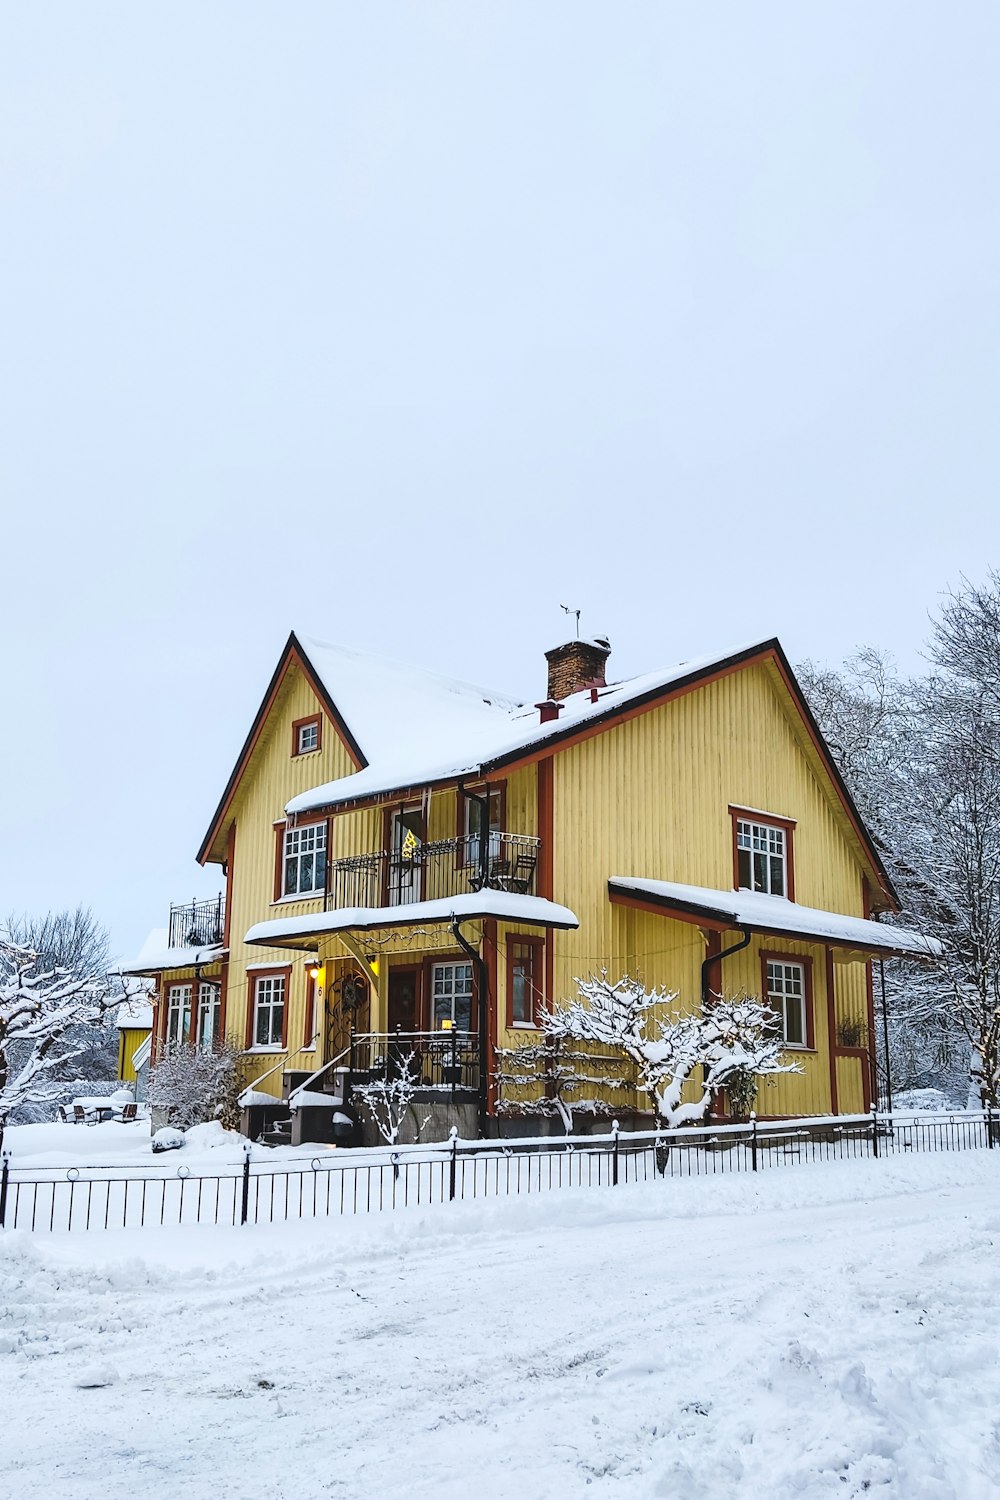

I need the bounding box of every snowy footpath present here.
[2,1152,999,1500]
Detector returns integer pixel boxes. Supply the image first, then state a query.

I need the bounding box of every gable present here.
[197,636,363,865]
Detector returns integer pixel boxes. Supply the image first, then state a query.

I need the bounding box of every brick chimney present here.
[544,637,611,702]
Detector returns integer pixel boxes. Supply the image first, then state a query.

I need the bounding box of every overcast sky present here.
[2,3,999,962]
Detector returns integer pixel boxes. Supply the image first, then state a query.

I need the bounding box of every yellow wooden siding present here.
[545,663,874,1117]
[223,663,358,1072]
[117,1027,151,1083]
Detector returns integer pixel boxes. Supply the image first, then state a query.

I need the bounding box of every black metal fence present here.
[325,833,540,909]
[1,1108,995,1234]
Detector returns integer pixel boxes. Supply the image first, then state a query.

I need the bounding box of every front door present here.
[388,967,420,1035]
[389,808,423,905]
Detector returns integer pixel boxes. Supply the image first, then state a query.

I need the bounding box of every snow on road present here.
[2,1152,1000,1500]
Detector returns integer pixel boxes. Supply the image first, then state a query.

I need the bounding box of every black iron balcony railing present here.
[168,895,225,949]
[350,1029,480,1095]
[325,832,540,911]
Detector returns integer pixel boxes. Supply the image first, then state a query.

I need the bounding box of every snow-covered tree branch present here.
[540,974,800,1128]
[0,934,117,1149]
[353,1050,422,1145]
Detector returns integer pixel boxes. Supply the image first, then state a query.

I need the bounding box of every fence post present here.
[448,1125,458,1201]
[988,1103,995,1150]
[870,1104,879,1160]
[611,1120,620,1186]
[750,1112,758,1173]
[240,1145,251,1225]
[0,1153,8,1229]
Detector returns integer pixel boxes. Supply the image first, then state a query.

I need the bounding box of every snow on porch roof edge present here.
[608,878,942,959]
[244,891,579,950]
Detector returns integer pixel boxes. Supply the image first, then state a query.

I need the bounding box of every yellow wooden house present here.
[127,630,934,1141]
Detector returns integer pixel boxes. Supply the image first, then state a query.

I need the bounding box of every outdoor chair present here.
[73,1104,90,1125]
[119,1102,138,1123]
[492,848,537,895]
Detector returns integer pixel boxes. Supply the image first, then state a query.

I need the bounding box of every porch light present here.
[367,956,380,978]
[308,965,321,982]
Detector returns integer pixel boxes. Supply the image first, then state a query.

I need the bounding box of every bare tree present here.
[352,1050,422,1145]
[4,906,111,980]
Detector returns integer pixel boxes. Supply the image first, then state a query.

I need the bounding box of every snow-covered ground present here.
[2,1152,999,1499]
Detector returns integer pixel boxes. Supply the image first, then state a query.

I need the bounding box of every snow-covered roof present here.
[245,891,579,950]
[286,639,772,818]
[121,927,224,976]
[296,633,523,768]
[114,1004,153,1031]
[608,878,942,959]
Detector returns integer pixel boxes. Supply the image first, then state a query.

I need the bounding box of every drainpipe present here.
[451,917,490,1140]
[700,927,753,1008]
[700,926,752,1123]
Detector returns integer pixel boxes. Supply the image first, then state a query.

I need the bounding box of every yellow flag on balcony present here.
[401,828,420,862]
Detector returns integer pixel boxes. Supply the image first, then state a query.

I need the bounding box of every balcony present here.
[325,833,541,911]
[168,895,225,949]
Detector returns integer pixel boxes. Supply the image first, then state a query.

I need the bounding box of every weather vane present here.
[560,604,581,639]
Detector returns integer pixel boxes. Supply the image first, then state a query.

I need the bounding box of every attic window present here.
[731,806,796,899]
[292,715,322,757]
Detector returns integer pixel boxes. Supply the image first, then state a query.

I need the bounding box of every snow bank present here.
[3,1152,1000,1499]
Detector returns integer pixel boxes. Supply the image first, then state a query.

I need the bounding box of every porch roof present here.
[244,890,579,952]
[608,877,941,960]
[121,942,225,976]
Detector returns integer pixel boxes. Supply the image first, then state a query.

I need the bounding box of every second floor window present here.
[284,822,327,898]
[736,818,787,897]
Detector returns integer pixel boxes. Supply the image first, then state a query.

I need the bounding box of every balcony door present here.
[388,807,423,906]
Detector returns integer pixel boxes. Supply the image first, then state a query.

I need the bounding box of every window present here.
[462,787,504,870]
[735,816,788,897]
[166,983,192,1046]
[283,821,327,897]
[292,715,322,756]
[765,959,810,1048]
[508,938,543,1027]
[197,982,221,1052]
[431,961,474,1031]
[253,974,286,1049]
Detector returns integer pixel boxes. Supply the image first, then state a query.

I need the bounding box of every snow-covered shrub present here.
[148,1041,243,1131]
[543,975,799,1128]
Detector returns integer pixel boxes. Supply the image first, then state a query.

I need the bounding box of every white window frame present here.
[736,818,787,897]
[197,981,221,1053]
[166,983,192,1047]
[283,821,327,898]
[765,960,808,1049]
[253,974,286,1050]
[297,720,319,754]
[431,961,474,1032]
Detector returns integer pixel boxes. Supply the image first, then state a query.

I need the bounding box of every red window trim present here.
[291,714,323,758]
[303,963,318,1048]
[730,805,796,902]
[506,934,544,1028]
[273,815,329,903]
[760,950,814,1050]
[245,966,292,1051]
[422,952,480,1032]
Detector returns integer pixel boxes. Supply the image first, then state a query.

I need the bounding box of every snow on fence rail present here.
[1,1108,996,1233]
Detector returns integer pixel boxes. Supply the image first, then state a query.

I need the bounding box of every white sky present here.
[2,3,998,961]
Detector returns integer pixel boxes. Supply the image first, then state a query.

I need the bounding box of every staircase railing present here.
[287,1046,353,1111]
[237,1032,321,1108]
